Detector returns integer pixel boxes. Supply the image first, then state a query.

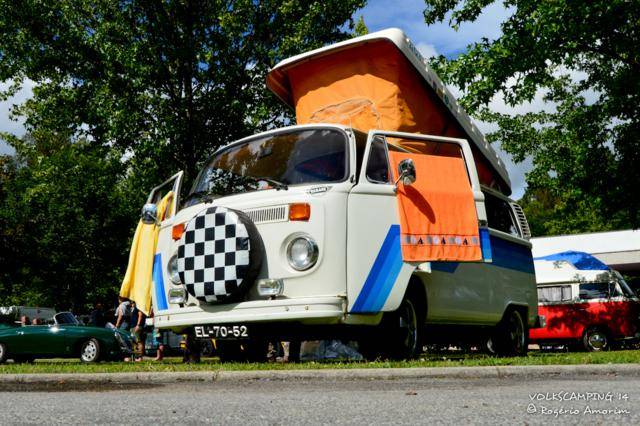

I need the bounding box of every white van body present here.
[146,30,538,358]
[148,125,537,357]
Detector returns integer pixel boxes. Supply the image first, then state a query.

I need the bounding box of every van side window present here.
[366,136,391,184]
[579,283,610,300]
[538,285,572,303]
[484,192,521,237]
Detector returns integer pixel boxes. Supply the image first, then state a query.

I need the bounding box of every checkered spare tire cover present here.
[177,206,263,303]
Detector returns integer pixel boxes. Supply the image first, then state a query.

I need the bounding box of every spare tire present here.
[177,206,263,303]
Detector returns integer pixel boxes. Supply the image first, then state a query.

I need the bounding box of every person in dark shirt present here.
[89,302,106,327]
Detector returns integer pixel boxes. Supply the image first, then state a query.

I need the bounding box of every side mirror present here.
[141,203,158,224]
[395,158,417,189]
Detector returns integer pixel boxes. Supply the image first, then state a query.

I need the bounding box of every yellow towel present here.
[120,191,174,315]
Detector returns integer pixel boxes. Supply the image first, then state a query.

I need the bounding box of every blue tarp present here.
[534,251,609,271]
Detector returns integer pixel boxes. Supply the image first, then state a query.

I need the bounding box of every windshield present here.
[55,312,79,325]
[614,271,639,299]
[188,128,348,203]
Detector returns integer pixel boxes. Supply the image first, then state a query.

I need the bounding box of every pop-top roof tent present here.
[266,28,511,195]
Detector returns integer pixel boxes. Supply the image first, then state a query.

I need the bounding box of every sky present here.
[1,0,537,198]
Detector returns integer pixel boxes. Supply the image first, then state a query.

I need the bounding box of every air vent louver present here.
[244,205,288,224]
[511,203,531,239]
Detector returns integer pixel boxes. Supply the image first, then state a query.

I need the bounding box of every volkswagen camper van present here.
[530,252,640,351]
[142,29,539,360]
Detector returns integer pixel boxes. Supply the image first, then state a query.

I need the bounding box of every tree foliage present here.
[424,0,640,232]
[0,134,137,310]
[0,0,364,310]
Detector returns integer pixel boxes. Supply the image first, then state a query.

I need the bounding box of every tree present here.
[0,0,365,310]
[423,0,640,230]
[0,133,138,310]
[0,0,366,183]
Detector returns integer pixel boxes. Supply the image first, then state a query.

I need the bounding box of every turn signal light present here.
[289,203,311,221]
[172,223,185,240]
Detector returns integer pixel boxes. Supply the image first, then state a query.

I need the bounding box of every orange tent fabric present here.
[389,151,481,262]
[271,39,506,192]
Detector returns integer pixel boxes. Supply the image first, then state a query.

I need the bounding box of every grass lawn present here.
[2,349,640,375]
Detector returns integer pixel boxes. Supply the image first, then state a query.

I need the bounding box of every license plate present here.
[194,324,249,340]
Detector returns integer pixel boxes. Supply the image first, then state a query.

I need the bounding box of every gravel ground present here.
[0,372,638,425]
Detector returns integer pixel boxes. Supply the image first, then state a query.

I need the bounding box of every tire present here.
[383,289,425,360]
[216,339,268,363]
[13,355,35,364]
[583,327,609,352]
[80,338,101,363]
[216,341,245,363]
[0,343,7,364]
[490,309,528,357]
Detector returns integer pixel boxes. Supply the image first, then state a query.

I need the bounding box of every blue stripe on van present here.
[430,234,534,275]
[480,227,492,261]
[490,235,535,274]
[351,225,403,313]
[153,253,169,311]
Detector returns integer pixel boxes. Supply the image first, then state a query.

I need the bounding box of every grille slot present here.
[511,202,531,239]
[244,205,288,224]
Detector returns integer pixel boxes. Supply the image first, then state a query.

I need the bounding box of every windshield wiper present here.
[247,176,289,191]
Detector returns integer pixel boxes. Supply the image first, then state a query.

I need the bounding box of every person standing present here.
[114,297,132,330]
[89,302,106,327]
[130,301,147,361]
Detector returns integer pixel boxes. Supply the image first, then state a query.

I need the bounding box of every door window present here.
[484,192,521,237]
[538,285,572,303]
[578,282,610,300]
[365,136,391,184]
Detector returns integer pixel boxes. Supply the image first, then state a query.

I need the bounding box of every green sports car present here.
[0,311,132,363]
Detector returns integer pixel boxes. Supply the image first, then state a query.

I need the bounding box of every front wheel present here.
[80,338,101,362]
[384,290,425,360]
[0,343,7,363]
[583,327,609,352]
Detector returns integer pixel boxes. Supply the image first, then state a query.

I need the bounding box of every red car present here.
[530,256,640,351]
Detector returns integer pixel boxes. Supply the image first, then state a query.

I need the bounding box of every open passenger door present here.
[382,132,491,263]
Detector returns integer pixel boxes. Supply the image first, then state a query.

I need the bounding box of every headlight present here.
[168,254,181,284]
[286,236,319,271]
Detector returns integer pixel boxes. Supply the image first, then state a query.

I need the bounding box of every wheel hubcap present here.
[399,301,418,353]
[589,333,607,350]
[82,341,97,361]
[508,314,524,352]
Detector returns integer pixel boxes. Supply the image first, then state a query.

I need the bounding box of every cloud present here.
[358,0,512,57]
[416,42,437,59]
[0,79,35,155]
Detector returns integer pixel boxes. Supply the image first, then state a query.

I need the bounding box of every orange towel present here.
[389,151,481,262]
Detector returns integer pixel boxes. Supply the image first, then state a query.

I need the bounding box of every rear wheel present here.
[80,338,101,363]
[490,309,528,356]
[13,355,35,364]
[583,327,609,352]
[217,339,269,362]
[0,343,7,363]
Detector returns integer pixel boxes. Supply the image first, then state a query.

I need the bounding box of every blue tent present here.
[534,251,609,271]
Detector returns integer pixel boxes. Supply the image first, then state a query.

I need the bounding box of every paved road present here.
[0,374,637,425]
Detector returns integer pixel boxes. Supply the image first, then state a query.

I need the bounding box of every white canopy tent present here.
[531,230,640,274]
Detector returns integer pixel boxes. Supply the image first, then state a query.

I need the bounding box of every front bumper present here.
[155,296,347,330]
